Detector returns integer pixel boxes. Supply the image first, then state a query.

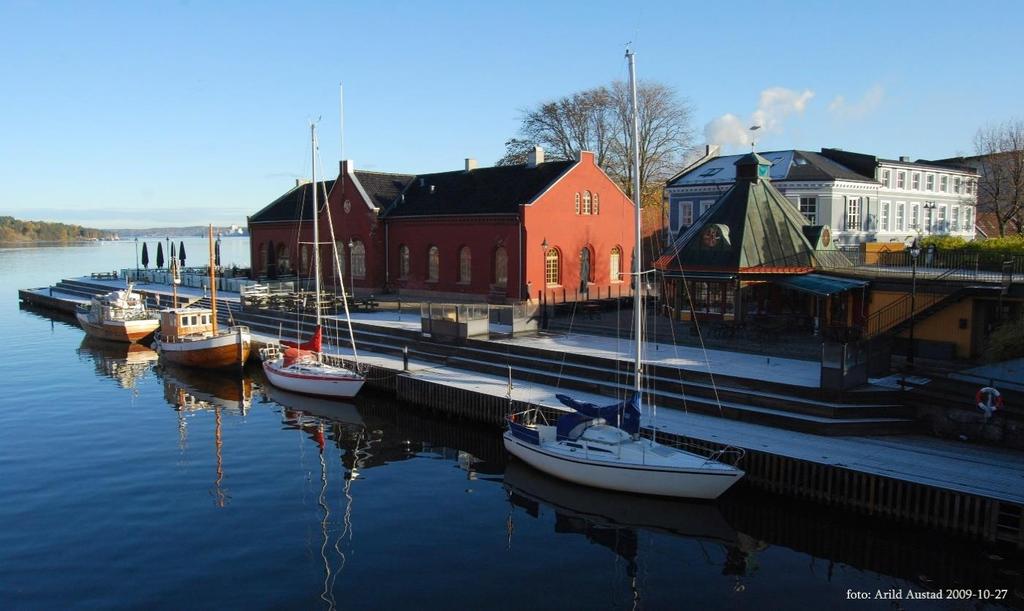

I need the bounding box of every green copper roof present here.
[657,175,823,273]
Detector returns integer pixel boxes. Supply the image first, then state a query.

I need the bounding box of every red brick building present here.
[248,148,636,303]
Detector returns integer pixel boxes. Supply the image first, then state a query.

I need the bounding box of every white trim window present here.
[966,180,975,195]
[924,206,935,232]
[951,206,960,232]
[574,192,580,215]
[351,239,366,279]
[910,203,920,230]
[926,174,935,191]
[937,205,947,232]
[679,201,693,227]
[882,169,891,187]
[964,207,974,232]
[609,246,622,282]
[880,201,890,232]
[896,171,906,189]
[799,196,817,224]
[582,191,592,215]
[699,200,715,217]
[912,173,921,190]
[940,175,949,192]
[846,197,861,231]
[895,202,905,231]
[954,177,962,194]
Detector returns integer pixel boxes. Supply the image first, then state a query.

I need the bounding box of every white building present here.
[666,147,978,245]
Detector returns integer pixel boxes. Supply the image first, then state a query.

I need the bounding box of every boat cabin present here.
[159,308,216,341]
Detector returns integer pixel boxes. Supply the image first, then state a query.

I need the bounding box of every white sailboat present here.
[260,123,365,399]
[503,50,745,500]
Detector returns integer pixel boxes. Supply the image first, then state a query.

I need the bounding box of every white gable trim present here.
[347,168,378,213]
[522,153,634,210]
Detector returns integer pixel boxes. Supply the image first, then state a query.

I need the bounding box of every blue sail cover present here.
[555,394,641,436]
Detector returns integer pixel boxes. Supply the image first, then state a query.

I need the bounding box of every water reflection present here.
[504,460,761,605]
[76,336,158,389]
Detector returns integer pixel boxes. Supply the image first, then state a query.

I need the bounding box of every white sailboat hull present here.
[262,358,364,399]
[503,432,743,500]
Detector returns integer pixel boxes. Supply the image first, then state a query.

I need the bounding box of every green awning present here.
[773,273,868,297]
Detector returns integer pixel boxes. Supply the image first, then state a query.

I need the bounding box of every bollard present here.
[403,345,409,371]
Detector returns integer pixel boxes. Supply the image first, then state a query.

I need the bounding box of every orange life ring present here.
[976,387,1003,414]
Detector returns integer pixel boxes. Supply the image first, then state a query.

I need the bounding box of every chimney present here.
[527,146,544,168]
[900,156,910,163]
[465,158,477,172]
[295,178,311,188]
[341,160,355,174]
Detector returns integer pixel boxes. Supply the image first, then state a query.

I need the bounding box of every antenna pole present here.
[311,122,322,329]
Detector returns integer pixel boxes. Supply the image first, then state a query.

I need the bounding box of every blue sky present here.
[1,0,1020,229]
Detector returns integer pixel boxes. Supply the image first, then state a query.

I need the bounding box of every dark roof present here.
[385,160,575,217]
[791,151,873,181]
[353,171,415,210]
[250,180,334,224]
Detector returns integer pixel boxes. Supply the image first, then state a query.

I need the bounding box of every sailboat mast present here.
[208,224,218,335]
[627,49,642,397]
[311,122,322,328]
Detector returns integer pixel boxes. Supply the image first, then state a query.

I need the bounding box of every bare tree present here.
[497,80,694,263]
[497,80,694,203]
[974,119,1024,236]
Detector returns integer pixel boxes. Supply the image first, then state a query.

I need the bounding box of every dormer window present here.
[699,167,723,177]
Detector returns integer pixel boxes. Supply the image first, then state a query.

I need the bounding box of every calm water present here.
[1,240,1021,610]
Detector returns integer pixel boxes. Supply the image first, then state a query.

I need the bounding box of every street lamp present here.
[907,238,921,369]
[540,238,549,328]
[134,237,139,279]
[348,238,355,305]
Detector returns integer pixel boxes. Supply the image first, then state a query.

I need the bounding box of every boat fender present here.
[975,387,1002,418]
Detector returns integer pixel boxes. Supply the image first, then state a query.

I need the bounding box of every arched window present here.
[593,193,600,215]
[545,248,560,286]
[258,242,268,274]
[458,246,471,284]
[582,191,592,215]
[579,246,593,285]
[351,239,366,279]
[399,245,410,279]
[276,244,291,274]
[574,192,581,215]
[610,246,622,282]
[427,246,440,282]
[334,240,346,280]
[493,246,508,287]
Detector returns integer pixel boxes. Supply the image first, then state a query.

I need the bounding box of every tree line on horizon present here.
[0,216,112,243]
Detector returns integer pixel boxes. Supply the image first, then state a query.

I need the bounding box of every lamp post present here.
[348,238,355,305]
[134,237,139,279]
[907,238,921,369]
[541,238,549,329]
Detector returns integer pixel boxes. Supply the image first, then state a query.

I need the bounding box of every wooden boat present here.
[503,51,745,500]
[75,284,160,343]
[260,123,365,399]
[154,226,251,369]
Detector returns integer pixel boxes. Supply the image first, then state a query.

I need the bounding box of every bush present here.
[985,319,1024,362]
[921,234,1024,255]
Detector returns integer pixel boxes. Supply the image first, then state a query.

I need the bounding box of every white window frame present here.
[954,177,962,194]
[896,171,906,189]
[937,205,947,232]
[895,202,905,231]
[940,175,948,192]
[846,197,861,231]
[679,201,693,227]
[879,201,890,232]
[882,169,891,187]
[798,196,817,224]
[912,173,921,190]
[699,200,715,217]
[910,203,920,230]
[951,206,960,232]
[926,174,935,191]
[963,206,973,232]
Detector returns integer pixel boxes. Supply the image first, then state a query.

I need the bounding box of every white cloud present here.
[704,87,815,149]
[828,84,885,119]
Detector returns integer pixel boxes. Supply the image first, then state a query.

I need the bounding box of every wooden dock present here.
[20,277,1024,549]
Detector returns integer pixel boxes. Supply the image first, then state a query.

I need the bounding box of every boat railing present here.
[705,445,746,468]
[259,343,281,362]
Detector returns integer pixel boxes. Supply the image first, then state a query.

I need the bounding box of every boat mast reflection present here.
[504,461,761,602]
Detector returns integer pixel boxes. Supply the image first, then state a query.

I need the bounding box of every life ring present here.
[976,387,1003,417]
